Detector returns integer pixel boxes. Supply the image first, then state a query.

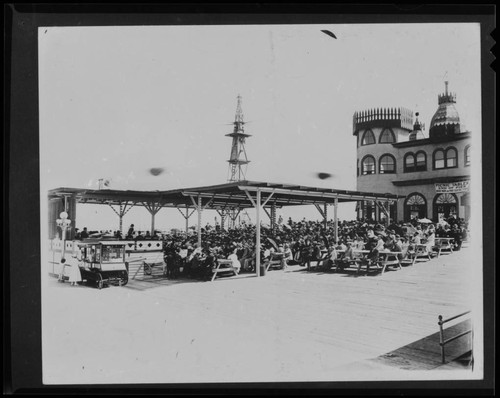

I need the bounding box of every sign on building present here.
[435,180,470,193]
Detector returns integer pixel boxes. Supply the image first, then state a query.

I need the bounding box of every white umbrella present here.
[417,218,433,224]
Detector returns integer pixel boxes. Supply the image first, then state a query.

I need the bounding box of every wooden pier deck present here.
[42,246,479,384]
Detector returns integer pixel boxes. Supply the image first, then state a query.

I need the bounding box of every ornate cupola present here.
[409,112,426,141]
[429,81,461,139]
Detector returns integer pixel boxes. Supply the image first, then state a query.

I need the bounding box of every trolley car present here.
[77,240,129,289]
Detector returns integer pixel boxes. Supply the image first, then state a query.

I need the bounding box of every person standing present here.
[58,258,67,282]
[80,227,89,239]
[68,256,82,286]
[127,224,135,239]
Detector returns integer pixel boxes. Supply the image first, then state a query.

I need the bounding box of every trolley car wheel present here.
[120,271,129,286]
[96,274,103,290]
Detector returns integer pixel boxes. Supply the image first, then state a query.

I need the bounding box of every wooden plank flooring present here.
[42,246,479,384]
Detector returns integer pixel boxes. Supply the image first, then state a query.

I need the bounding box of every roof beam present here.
[239,186,399,202]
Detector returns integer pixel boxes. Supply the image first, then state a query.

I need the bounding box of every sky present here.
[39,23,482,233]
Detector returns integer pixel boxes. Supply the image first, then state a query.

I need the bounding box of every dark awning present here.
[48,180,405,210]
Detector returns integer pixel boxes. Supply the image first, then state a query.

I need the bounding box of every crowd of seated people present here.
[73,215,469,279]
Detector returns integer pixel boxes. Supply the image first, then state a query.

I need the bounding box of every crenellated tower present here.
[352,107,414,136]
[352,106,414,223]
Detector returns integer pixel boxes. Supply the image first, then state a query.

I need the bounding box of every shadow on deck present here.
[124,271,257,291]
[367,319,473,370]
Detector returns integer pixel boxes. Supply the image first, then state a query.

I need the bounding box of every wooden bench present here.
[377,251,402,273]
[413,244,436,262]
[332,250,371,274]
[307,250,330,272]
[434,237,454,256]
[266,253,285,272]
[399,246,417,267]
[211,259,238,281]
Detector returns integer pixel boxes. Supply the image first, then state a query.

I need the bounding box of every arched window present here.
[379,128,396,143]
[446,147,458,168]
[379,154,396,174]
[361,130,375,146]
[404,153,415,172]
[415,151,427,171]
[404,193,427,220]
[407,194,426,206]
[434,149,445,169]
[465,145,471,166]
[434,193,459,221]
[435,193,457,204]
[361,155,376,175]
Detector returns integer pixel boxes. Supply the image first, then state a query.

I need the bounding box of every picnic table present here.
[211,259,238,281]
[377,250,402,273]
[412,243,436,262]
[434,237,455,256]
[333,249,402,275]
[265,252,286,271]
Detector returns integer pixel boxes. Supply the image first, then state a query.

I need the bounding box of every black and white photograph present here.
[6,5,495,394]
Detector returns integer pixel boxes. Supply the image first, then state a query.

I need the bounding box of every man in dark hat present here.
[126,224,135,239]
[80,227,89,239]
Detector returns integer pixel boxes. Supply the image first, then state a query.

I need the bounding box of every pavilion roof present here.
[48,180,404,210]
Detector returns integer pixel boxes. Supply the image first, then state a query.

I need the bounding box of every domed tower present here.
[429,81,461,139]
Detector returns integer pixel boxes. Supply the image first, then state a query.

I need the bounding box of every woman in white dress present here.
[68,256,82,286]
[228,248,241,274]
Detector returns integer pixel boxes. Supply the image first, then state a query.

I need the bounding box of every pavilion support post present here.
[197,195,202,248]
[229,208,242,228]
[189,195,213,248]
[119,203,123,233]
[256,189,262,277]
[387,200,391,226]
[221,210,226,230]
[334,197,338,243]
[109,201,133,235]
[151,213,156,235]
[143,201,162,235]
[271,203,276,230]
[323,203,328,229]
[315,203,330,236]
[176,206,196,234]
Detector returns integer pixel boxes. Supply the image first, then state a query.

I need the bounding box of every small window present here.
[446,148,457,168]
[415,151,427,171]
[379,155,396,174]
[379,128,395,143]
[361,130,375,146]
[434,150,445,169]
[362,156,376,175]
[465,146,471,166]
[404,153,415,172]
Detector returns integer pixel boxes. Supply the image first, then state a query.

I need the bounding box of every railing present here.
[438,310,472,364]
[352,107,414,133]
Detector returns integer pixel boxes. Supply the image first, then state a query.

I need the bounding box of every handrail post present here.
[438,315,445,363]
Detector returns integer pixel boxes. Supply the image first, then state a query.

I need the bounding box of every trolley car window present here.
[101,246,125,262]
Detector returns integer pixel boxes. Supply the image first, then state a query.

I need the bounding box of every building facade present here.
[354,82,472,223]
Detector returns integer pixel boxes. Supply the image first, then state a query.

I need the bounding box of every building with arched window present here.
[353,82,471,223]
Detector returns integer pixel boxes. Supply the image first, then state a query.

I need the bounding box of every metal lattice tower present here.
[226,95,251,182]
